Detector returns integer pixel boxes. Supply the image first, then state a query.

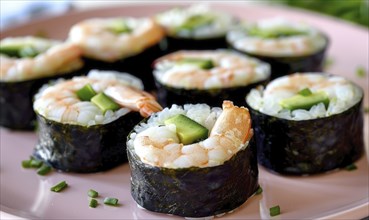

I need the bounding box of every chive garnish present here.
[345,164,357,171]
[103,197,119,206]
[22,160,32,168]
[88,189,99,198]
[269,205,281,217]
[77,84,97,101]
[89,198,98,208]
[91,93,120,114]
[356,66,367,78]
[255,186,263,195]
[30,159,43,168]
[50,181,68,192]
[37,164,52,176]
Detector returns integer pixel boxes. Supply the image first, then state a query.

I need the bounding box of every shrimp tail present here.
[210,100,252,144]
[137,98,163,118]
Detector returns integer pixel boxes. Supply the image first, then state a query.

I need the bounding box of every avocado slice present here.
[76,84,97,101]
[108,20,131,34]
[91,93,120,114]
[164,114,209,145]
[177,58,215,70]
[280,91,330,111]
[176,14,214,31]
[247,26,307,39]
[0,44,39,58]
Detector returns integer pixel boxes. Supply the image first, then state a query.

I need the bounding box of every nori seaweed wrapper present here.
[228,36,329,79]
[0,68,86,130]
[155,78,269,108]
[127,137,259,217]
[82,43,164,91]
[161,35,228,53]
[247,98,364,175]
[33,111,142,173]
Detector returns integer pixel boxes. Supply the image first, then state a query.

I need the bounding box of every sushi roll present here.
[33,70,162,173]
[227,17,328,79]
[127,101,259,218]
[68,17,165,90]
[153,50,270,107]
[0,36,84,130]
[246,73,364,175]
[156,4,238,52]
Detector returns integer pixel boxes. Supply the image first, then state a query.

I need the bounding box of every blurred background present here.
[1,0,368,30]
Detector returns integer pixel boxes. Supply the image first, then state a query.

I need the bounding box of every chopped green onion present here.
[88,189,99,198]
[37,164,52,176]
[356,66,367,78]
[298,88,313,96]
[50,181,68,192]
[91,93,120,114]
[269,205,281,217]
[76,84,97,101]
[22,160,32,168]
[89,198,98,208]
[255,186,263,195]
[103,197,119,206]
[345,164,357,171]
[30,159,43,168]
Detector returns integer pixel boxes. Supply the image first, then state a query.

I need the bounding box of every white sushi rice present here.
[153,50,270,89]
[156,4,237,39]
[246,73,363,120]
[34,70,143,126]
[227,17,327,56]
[129,103,222,138]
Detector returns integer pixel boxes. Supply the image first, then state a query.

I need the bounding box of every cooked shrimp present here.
[34,72,162,126]
[154,50,270,89]
[132,101,253,168]
[68,17,164,62]
[104,86,163,117]
[1,43,83,82]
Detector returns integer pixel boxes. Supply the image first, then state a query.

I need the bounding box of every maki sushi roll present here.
[33,70,162,173]
[246,73,364,175]
[156,4,238,52]
[153,50,270,107]
[227,17,328,79]
[0,36,84,130]
[127,101,258,218]
[68,17,165,90]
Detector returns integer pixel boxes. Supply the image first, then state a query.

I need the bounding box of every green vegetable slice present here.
[37,164,52,176]
[77,84,97,101]
[88,189,99,198]
[104,197,119,206]
[108,20,131,34]
[164,114,208,145]
[298,88,313,96]
[91,93,120,114]
[50,181,68,192]
[280,91,330,111]
[89,199,98,208]
[177,58,215,70]
[255,186,263,195]
[176,14,214,31]
[0,44,40,58]
[269,205,281,217]
[247,26,307,38]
